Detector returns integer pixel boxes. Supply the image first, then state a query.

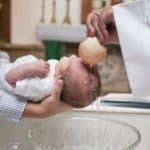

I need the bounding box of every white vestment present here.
[113,0,150,97]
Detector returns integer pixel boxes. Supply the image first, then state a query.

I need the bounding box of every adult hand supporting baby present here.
[86,6,119,44]
[22,77,72,118]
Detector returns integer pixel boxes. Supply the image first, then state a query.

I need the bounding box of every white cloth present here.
[113,0,150,97]
[0,51,26,123]
[0,55,38,95]
[1,55,58,102]
[0,51,10,68]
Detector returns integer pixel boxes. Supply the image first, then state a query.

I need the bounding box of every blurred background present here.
[0,0,133,95]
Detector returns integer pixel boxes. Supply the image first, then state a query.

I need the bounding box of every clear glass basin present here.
[29,112,141,150]
[0,121,34,150]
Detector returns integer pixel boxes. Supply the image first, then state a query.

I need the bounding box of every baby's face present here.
[57,55,100,105]
[55,55,77,76]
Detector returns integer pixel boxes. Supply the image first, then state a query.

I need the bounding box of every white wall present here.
[11,0,81,44]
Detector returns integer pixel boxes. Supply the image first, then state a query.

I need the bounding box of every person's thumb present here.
[51,79,63,101]
[51,79,72,111]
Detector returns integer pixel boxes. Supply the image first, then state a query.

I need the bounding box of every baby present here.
[0,55,101,108]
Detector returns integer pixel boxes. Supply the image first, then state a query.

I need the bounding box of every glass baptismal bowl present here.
[0,120,34,150]
[29,112,141,150]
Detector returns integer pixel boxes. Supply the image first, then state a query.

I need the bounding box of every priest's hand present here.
[86,6,119,44]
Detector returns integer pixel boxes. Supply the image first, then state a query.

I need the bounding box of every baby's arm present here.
[5,60,50,87]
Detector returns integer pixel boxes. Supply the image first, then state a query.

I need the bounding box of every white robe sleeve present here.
[113,0,150,97]
[144,0,150,25]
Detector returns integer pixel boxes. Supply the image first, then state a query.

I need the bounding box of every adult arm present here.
[0,76,72,122]
[22,76,72,118]
[86,1,150,97]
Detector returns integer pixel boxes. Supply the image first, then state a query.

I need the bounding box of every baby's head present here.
[56,55,101,108]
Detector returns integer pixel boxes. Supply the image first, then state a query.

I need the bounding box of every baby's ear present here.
[55,68,66,80]
[55,67,60,76]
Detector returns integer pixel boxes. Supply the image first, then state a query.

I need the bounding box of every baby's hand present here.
[30,60,50,78]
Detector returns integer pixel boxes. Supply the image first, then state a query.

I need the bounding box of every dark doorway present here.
[0,0,10,42]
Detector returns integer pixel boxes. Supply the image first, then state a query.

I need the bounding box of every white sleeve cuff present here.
[0,64,15,94]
